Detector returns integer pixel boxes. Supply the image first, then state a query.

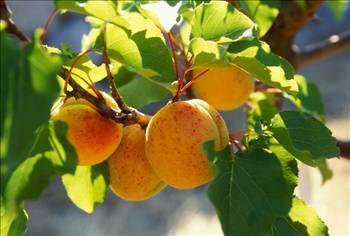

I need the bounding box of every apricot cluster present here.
[51,88,232,200]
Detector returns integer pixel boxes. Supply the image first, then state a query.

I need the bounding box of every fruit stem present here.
[177,68,211,97]
[64,48,96,95]
[40,9,58,44]
[101,26,131,113]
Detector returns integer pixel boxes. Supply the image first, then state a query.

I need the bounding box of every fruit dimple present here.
[145,99,229,189]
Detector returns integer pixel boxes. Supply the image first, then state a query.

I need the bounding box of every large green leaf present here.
[272,196,329,236]
[188,1,256,41]
[288,75,325,121]
[103,12,175,90]
[62,163,109,213]
[189,38,229,68]
[54,0,129,29]
[207,146,298,236]
[228,38,298,97]
[2,121,77,236]
[238,0,280,37]
[119,78,170,108]
[269,111,339,166]
[1,28,62,192]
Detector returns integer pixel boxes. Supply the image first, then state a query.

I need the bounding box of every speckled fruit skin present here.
[51,94,123,166]
[108,124,165,201]
[145,99,229,189]
[192,66,254,111]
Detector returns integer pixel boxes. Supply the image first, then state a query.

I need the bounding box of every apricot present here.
[108,124,165,201]
[192,66,254,110]
[51,92,123,166]
[145,99,229,189]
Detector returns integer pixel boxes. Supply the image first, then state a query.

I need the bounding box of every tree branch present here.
[0,0,150,127]
[262,0,324,63]
[0,0,30,43]
[295,30,350,67]
[60,69,150,126]
[338,140,350,159]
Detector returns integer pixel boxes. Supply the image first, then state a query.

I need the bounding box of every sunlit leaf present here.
[62,163,109,213]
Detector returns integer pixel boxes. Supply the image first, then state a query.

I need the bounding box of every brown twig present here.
[295,30,350,67]
[60,69,150,126]
[262,0,324,64]
[101,26,130,112]
[177,68,211,96]
[40,9,58,44]
[0,0,30,43]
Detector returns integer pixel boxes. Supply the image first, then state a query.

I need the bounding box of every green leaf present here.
[2,121,76,236]
[287,75,325,121]
[119,78,170,108]
[188,1,255,41]
[4,122,76,211]
[247,92,279,129]
[165,0,181,7]
[272,196,329,236]
[1,198,28,236]
[208,147,298,236]
[238,0,280,37]
[269,111,339,166]
[327,0,349,22]
[1,28,62,192]
[62,163,109,213]
[54,0,129,29]
[228,39,298,97]
[189,38,229,68]
[316,159,333,183]
[103,12,175,90]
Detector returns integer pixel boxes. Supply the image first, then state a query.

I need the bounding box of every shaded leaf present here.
[288,75,325,121]
[207,146,297,236]
[1,28,62,192]
[247,92,279,129]
[269,111,339,166]
[119,77,170,108]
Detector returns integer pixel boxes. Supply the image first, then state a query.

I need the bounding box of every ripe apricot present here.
[192,66,254,110]
[108,124,165,201]
[51,93,123,166]
[145,99,229,189]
